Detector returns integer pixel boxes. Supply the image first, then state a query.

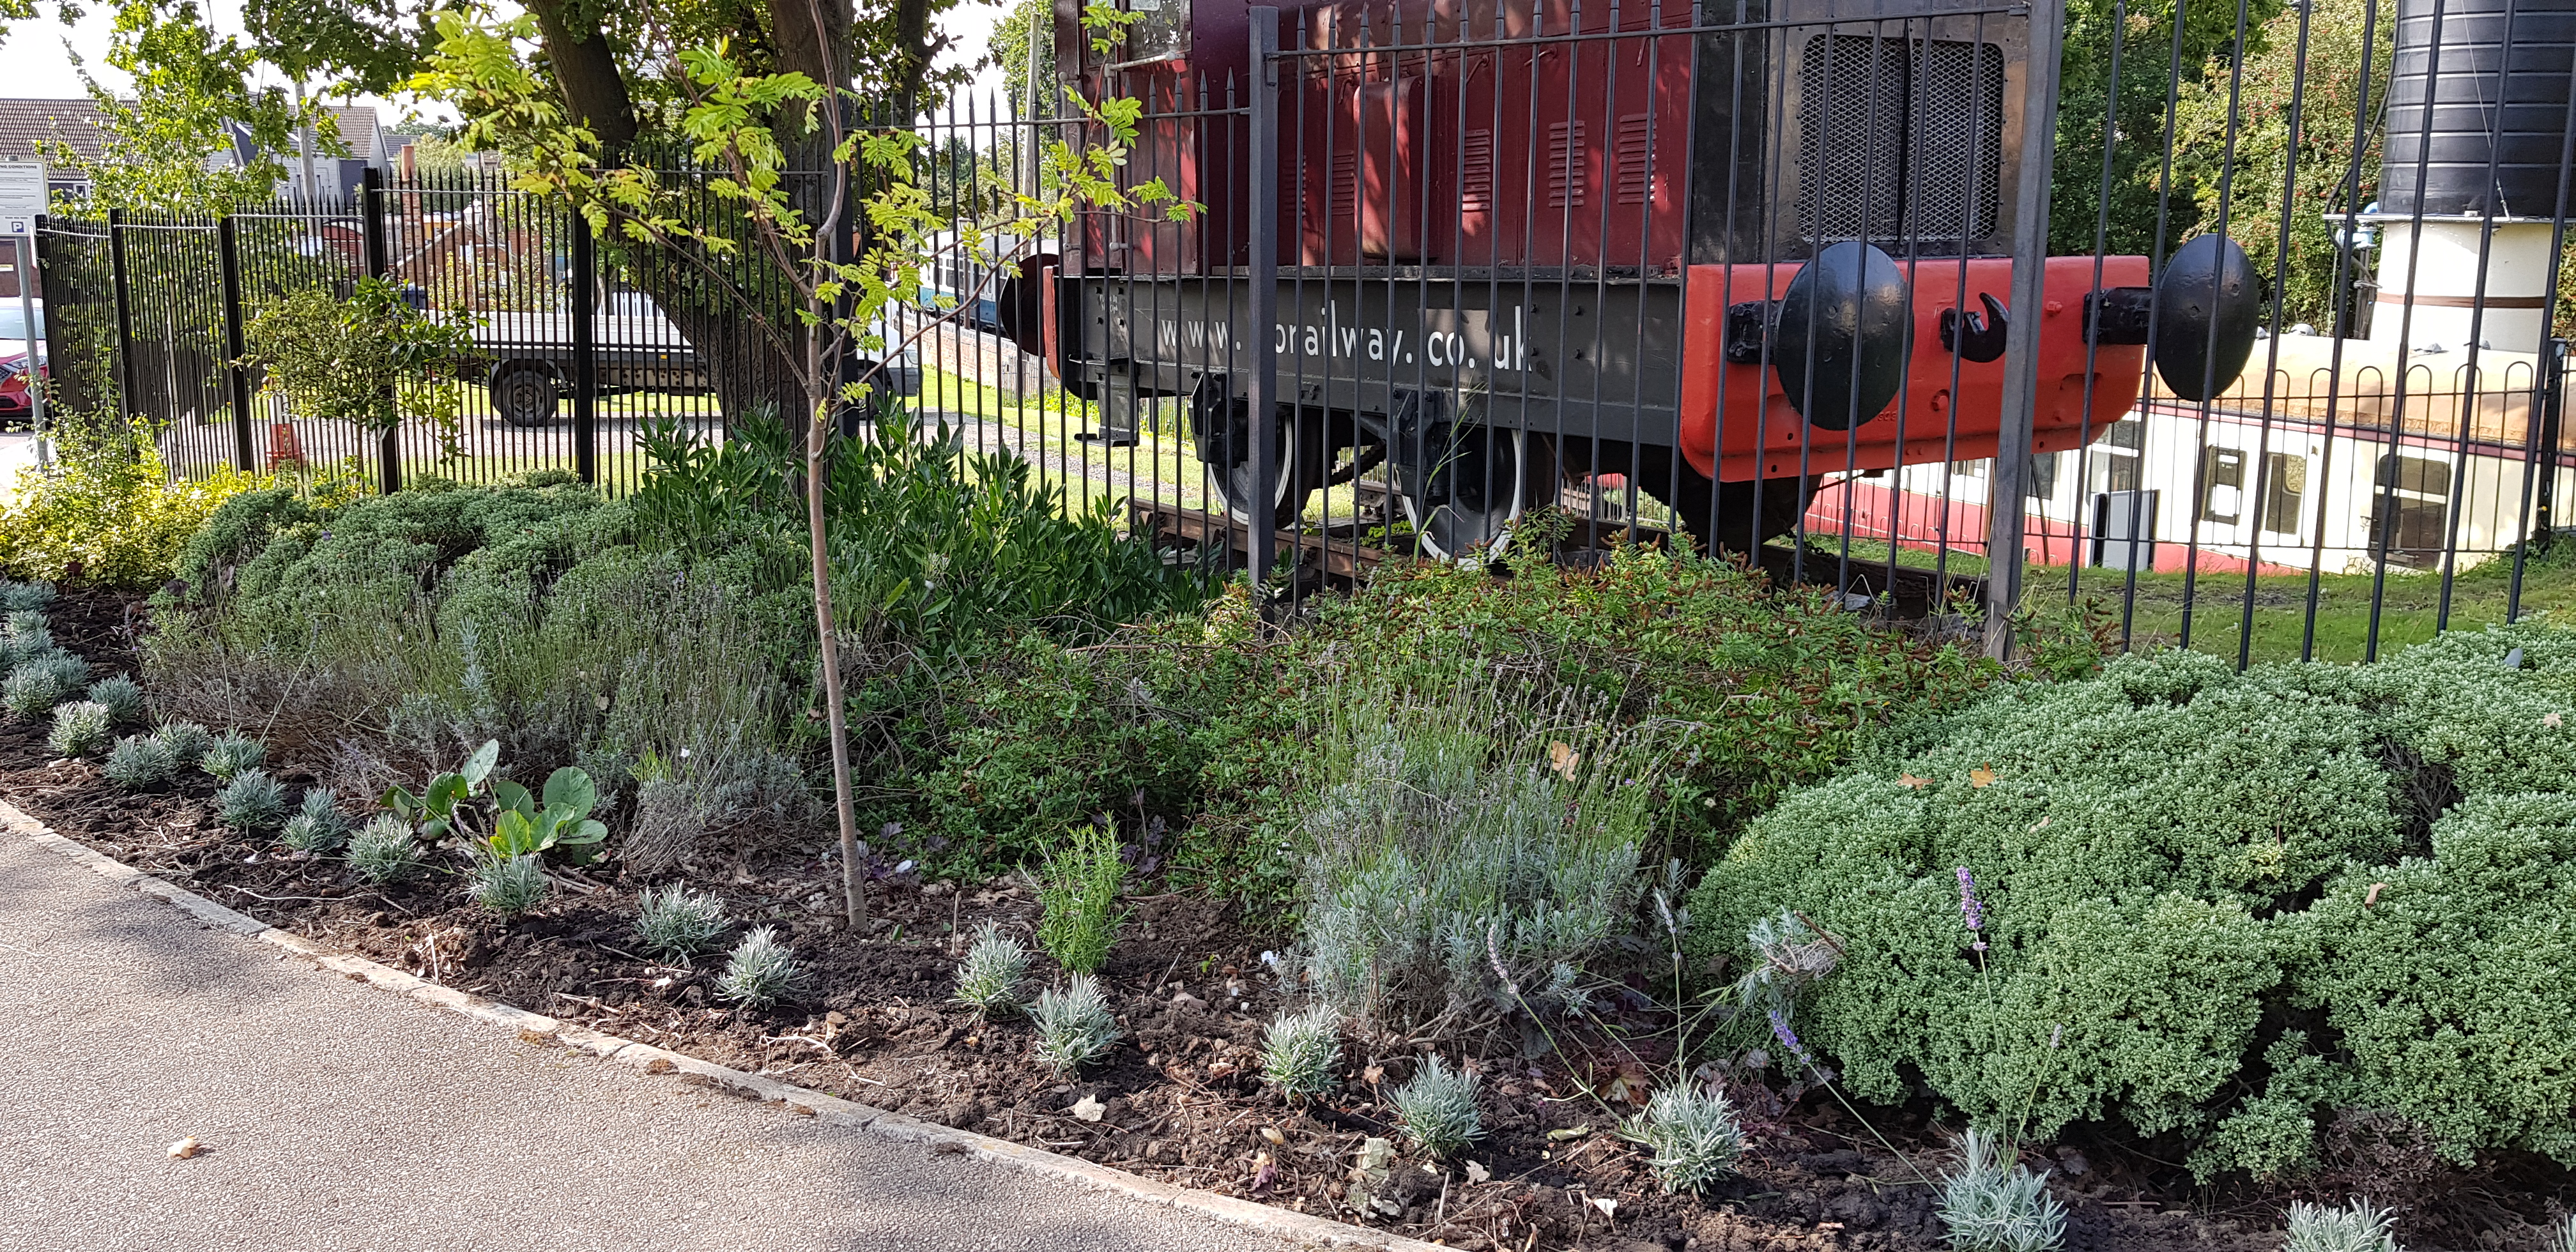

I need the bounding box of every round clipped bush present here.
[1687,623,2576,1178]
[213,768,287,832]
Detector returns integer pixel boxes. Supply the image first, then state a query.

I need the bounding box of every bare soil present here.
[0,585,2504,1250]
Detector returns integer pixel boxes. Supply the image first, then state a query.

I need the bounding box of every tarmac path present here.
[0,831,1318,1252]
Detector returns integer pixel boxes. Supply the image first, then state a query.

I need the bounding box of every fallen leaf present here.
[1591,1196,1618,1217]
[2549,712,2564,728]
[1465,1159,1491,1183]
[167,1138,203,1159]
[2028,816,2051,831]
[1070,1094,1105,1122]
[1549,741,1581,781]
[1546,1125,1592,1142]
[1969,767,1997,788]
[1252,1152,1278,1193]
[2364,882,2386,908]
[1362,1064,1385,1086]
[1898,773,1933,790]
[1260,1126,1285,1145]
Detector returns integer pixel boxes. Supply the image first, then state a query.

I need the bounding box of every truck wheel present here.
[492,366,560,428]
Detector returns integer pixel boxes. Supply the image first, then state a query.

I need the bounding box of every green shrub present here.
[1685,620,2576,1179]
[1298,678,1655,1036]
[0,415,279,587]
[1036,820,1128,975]
[2295,793,2576,1165]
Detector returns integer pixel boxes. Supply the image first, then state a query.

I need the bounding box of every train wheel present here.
[1399,427,1557,560]
[1202,407,1326,532]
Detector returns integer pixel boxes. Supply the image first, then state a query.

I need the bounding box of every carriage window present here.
[2260,452,2307,537]
[2197,447,2246,524]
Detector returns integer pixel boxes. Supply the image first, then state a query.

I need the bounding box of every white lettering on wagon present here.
[1151,302,1532,372]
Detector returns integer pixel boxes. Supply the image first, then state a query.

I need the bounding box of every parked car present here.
[0,303,43,432]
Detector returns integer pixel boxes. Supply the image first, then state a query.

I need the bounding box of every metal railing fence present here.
[22,0,2576,666]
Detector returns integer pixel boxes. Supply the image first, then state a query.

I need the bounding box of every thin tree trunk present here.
[804,296,866,934]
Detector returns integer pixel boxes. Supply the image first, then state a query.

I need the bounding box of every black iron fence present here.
[26,0,2576,666]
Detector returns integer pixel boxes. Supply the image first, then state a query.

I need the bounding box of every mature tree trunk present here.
[521,0,638,151]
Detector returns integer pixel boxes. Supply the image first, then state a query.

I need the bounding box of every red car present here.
[0,304,41,432]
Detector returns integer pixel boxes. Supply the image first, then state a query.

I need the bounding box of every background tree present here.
[39,0,309,215]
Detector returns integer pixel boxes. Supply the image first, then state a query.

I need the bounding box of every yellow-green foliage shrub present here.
[0,418,279,587]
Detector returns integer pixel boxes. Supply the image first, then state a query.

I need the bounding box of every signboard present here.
[0,162,44,218]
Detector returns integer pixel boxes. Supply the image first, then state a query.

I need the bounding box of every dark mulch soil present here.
[2,588,2505,1249]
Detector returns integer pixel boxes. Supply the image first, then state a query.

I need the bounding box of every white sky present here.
[0,0,1013,121]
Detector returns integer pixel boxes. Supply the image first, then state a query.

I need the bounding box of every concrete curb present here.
[3,799,1441,1252]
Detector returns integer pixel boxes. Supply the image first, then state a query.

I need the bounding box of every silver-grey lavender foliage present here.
[952,919,1030,1016]
[633,885,730,962]
[1258,1004,1343,1099]
[1624,1083,1747,1194]
[1936,1129,2067,1252]
[45,699,114,758]
[346,814,420,883]
[279,788,348,853]
[470,852,549,914]
[715,925,801,1007]
[1390,1055,1485,1159]
[102,734,177,790]
[197,730,264,781]
[2280,1200,2402,1252]
[1030,973,1120,1074]
[213,768,287,832]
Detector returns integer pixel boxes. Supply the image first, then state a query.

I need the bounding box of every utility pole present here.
[294,79,319,208]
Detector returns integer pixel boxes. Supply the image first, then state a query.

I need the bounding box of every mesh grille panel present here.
[1797,34,2004,245]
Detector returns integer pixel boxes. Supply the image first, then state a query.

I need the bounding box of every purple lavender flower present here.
[1956,866,1988,950]
[1768,1008,1817,1069]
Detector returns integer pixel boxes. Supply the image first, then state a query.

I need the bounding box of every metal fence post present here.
[361,166,399,494]
[1982,0,2067,660]
[106,208,135,422]
[2537,338,2570,545]
[217,216,255,473]
[1246,6,1282,597]
[570,207,598,485]
[20,225,47,469]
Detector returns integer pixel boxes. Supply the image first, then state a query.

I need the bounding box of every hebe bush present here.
[1687,623,2576,1176]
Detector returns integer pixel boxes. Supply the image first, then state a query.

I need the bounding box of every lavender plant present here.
[4,654,89,719]
[2542,1214,2576,1252]
[0,578,54,613]
[633,885,730,963]
[1625,1082,1748,1193]
[470,851,549,914]
[346,814,420,883]
[213,768,288,832]
[198,730,264,782]
[45,700,114,758]
[1258,1004,1342,1101]
[2279,1200,2401,1252]
[952,919,1030,1017]
[102,734,178,790]
[1390,1055,1484,1159]
[1030,973,1119,1074]
[1936,1129,2066,1252]
[152,719,215,768]
[85,675,146,726]
[279,788,347,853]
[715,926,801,1007]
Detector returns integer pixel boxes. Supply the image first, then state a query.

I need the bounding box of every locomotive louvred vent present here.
[1461,128,1495,213]
[1797,34,2004,245]
[1614,114,1655,206]
[1549,120,1588,209]
[1330,149,1359,225]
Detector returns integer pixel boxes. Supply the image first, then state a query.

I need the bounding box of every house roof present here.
[0,98,112,168]
[0,98,388,173]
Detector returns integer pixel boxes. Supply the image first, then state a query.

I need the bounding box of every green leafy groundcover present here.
[876,538,2003,888]
[1686,625,2576,1177]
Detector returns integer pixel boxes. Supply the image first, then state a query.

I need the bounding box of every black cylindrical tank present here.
[2380,0,2576,218]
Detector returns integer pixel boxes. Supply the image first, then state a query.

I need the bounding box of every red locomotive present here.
[1002,0,2257,559]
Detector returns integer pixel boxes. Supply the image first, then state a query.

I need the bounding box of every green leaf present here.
[491,809,545,857]
[490,777,533,816]
[461,739,500,786]
[381,783,417,818]
[425,773,468,818]
[541,767,597,818]
[558,818,608,846]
